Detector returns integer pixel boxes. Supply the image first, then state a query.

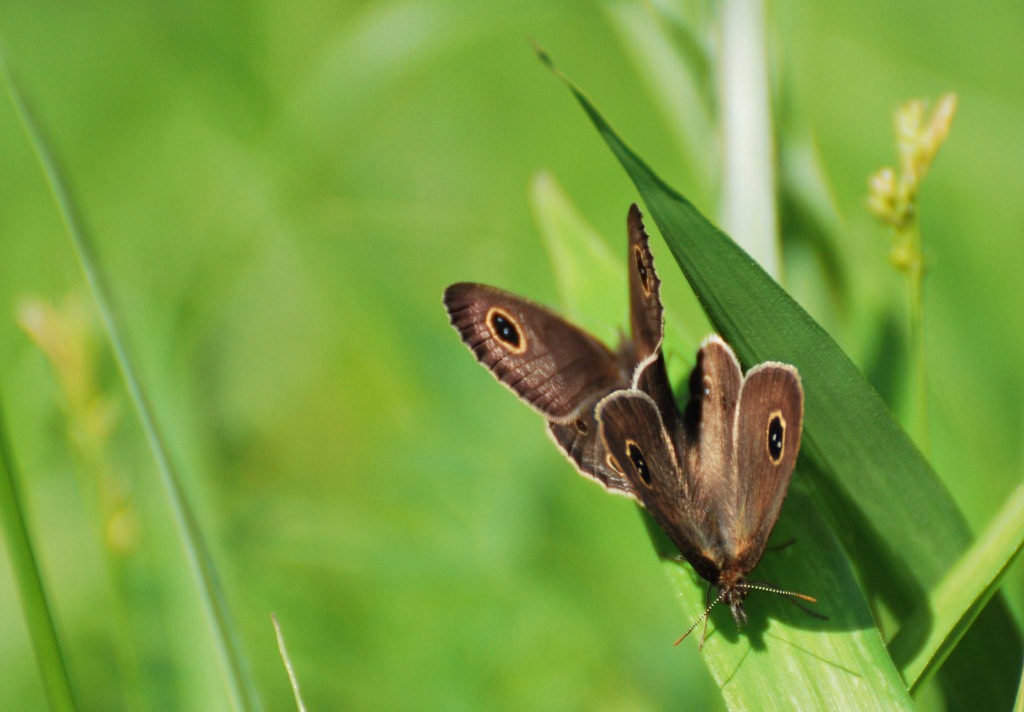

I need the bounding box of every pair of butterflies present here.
[443,204,816,644]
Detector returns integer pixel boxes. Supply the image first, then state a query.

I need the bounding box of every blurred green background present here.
[0,0,1021,709]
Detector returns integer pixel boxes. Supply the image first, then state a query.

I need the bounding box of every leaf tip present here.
[529,37,553,68]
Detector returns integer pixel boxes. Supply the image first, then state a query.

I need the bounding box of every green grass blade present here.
[531,168,912,708]
[891,485,1024,690]
[0,396,77,711]
[0,50,259,712]
[537,47,1022,705]
[272,614,307,712]
[1015,662,1024,712]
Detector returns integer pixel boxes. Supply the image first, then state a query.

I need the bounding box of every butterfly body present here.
[444,204,812,642]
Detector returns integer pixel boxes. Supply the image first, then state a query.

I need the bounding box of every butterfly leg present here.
[781,594,829,621]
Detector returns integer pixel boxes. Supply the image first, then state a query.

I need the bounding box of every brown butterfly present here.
[443,204,818,644]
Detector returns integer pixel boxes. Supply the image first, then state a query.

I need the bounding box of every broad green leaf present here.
[653,487,913,710]
[531,168,912,709]
[537,48,1022,707]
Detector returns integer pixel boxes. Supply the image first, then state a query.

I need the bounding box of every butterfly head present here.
[719,573,751,628]
[674,573,821,648]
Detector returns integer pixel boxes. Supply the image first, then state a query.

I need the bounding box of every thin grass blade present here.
[272,614,307,712]
[891,485,1024,691]
[0,396,77,710]
[0,49,259,712]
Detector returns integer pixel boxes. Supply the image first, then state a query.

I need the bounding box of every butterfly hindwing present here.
[443,204,815,636]
[680,335,743,515]
[596,390,722,580]
[547,406,638,500]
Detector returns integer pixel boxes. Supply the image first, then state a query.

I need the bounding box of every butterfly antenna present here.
[675,588,727,646]
[699,584,714,651]
[741,582,829,621]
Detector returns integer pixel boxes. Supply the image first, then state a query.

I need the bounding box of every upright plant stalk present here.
[867,94,958,456]
[907,221,927,455]
[718,0,780,279]
[18,296,148,709]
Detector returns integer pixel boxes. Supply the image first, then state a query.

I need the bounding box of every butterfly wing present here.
[627,204,663,363]
[728,363,804,570]
[625,205,684,440]
[679,336,744,517]
[597,390,724,583]
[445,282,636,498]
[443,282,628,422]
[548,412,638,500]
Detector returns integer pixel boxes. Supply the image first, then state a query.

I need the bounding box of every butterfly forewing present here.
[627,204,663,363]
[729,363,804,568]
[444,282,628,421]
[442,205,814,636]
[626,205,682,436]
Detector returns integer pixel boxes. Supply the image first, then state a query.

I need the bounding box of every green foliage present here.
[0,1,1021,709]
[541,49,1023,707]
